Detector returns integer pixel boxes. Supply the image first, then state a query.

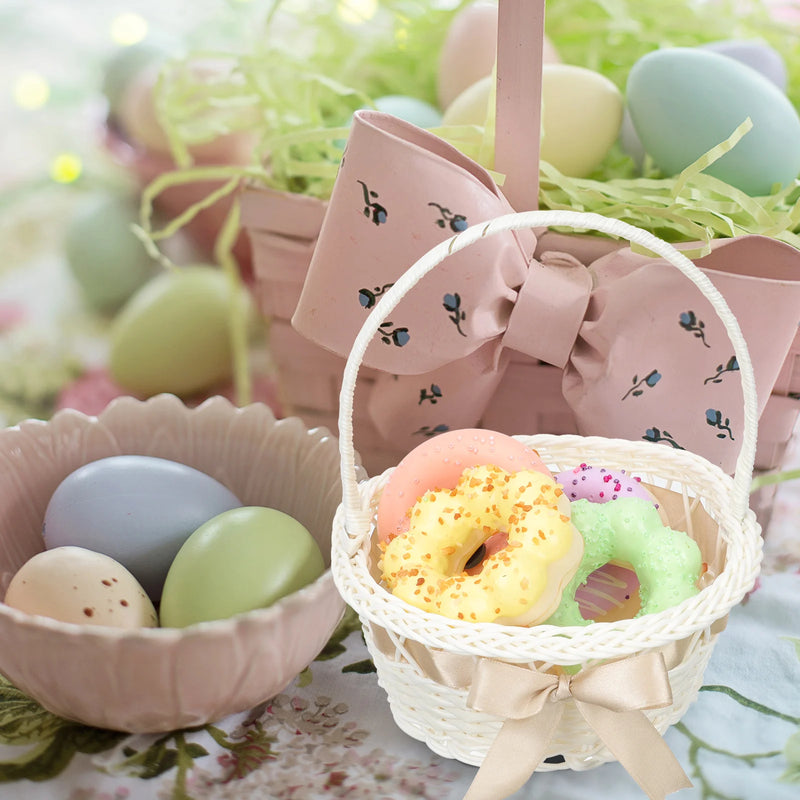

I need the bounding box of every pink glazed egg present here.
[376,428,551,543]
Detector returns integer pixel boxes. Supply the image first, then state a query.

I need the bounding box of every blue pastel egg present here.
[373,95,443,128]
[43,456,242,600]
[626,47,800,195]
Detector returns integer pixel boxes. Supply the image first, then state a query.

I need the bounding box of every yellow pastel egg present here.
[540,64,623,177]
[441,74,494,127]
[442,64,621,177]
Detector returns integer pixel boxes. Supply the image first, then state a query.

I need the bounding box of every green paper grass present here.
[135,0,800,408]
[143,0,800,250]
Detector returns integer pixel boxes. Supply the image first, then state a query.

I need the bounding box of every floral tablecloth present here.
[2,1,800,798]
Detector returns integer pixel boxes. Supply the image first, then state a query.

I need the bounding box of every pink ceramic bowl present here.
[0,394,358,732]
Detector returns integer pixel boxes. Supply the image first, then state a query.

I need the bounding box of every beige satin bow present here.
[372,627,692,800]
[463,653,691,799]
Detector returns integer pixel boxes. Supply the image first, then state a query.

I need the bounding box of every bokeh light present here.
[13,72,50,110]
[337,0,379,25]
[50,153,83,184]
[110,13,149,46]
[395,25,409,50]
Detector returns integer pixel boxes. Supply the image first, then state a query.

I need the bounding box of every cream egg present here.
[4,546,158,629]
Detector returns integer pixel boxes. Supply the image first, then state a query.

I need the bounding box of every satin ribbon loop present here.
[503,251,594,368]
[293,109,800,474]
[461,652,690,800]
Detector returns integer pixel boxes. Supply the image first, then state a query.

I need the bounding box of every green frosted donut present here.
[545,497,702,627]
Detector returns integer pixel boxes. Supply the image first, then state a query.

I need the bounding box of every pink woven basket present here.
[240,0,800,525]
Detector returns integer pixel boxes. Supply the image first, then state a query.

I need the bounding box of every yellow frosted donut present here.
[380,465,584,625]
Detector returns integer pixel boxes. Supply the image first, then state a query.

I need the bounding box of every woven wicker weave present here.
[330,210,762,776]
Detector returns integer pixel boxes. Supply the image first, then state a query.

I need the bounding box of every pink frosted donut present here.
[377,429,552,543]
[556,463,658,507]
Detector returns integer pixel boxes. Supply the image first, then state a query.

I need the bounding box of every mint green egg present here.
[626,47,800,195]
[65,192,159,313]
[102,38,174,116]
[109,265,255,397]
[159,507,325,628]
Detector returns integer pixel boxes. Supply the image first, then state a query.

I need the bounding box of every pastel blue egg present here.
[702,39,787,92]
[373,95,443,128]
[43,456,242,601]
[626,47,800,195]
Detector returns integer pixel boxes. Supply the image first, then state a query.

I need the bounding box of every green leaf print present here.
[206,720,277,782]
[0,677,125,782]
[314,606,362,662]
[342,659,377,674]
[783,730,800,783]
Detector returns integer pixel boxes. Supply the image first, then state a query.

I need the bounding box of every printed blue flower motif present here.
[358,283,394,310]
[414,424,450,437]
[442,293,467,336]
[428,202,468,232]
[706,408,735,440]
[622,369,661,400]
[378,322,409,347]
[642,427,685,449]
[703,355,740,385]
[679,310,710,348]
[419,384,442,405]
[357,179,387,225]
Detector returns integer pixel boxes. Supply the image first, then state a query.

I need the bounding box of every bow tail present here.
[367,343,510,446]
[463,705,565,800]
[575,702,692,799]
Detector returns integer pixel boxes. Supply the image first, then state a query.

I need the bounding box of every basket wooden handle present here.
[494,0,545,211]
[337,210,758,544]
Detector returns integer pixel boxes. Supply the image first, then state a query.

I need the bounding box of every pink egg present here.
[437,1,560,109]
[376,428,551,543]
[116,64,257,164]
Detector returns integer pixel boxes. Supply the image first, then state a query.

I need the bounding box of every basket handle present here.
[494,0,545,211]
[337,210,758,545]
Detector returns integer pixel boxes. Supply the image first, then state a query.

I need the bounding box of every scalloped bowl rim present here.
[0,394,350,642]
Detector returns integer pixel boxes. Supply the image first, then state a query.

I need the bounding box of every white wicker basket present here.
[330,210,762,796]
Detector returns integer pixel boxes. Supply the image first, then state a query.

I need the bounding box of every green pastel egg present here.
[159,506,325,628]
[109,265,255,397]
[65,192,159,312]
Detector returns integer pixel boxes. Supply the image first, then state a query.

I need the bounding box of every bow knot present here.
[294,110,800,473]
[462,652,689,800]
[553,671,573,702]
[503,250,593,367]
[368,626,691,800]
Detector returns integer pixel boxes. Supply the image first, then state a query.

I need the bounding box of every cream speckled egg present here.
[4,546,158,629]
